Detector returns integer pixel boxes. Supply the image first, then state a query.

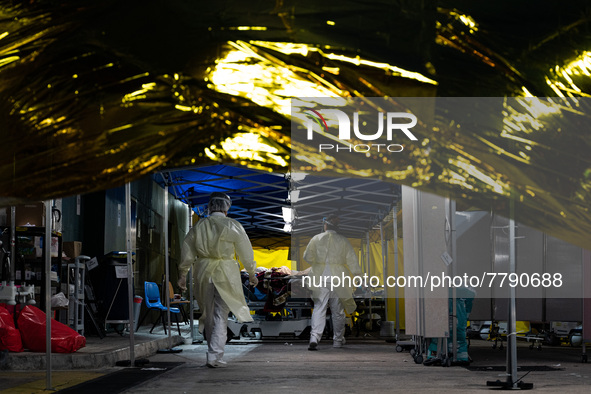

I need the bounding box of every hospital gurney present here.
[226,269,313,340]
[475,320,583,352]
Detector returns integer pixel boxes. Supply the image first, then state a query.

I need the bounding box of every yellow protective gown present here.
[180,212,256,332]
[303,230,362,314]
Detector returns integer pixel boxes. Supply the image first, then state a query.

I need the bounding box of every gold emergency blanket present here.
[0,1,590,249]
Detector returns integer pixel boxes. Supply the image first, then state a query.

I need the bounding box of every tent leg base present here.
[486,380,534,390]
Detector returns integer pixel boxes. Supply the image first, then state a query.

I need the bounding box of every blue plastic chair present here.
[137,281,181,335]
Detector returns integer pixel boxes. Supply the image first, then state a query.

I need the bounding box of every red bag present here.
[0,305,24,352]
[17,305,86,353]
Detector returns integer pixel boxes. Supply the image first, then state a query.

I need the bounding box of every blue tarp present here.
[155,164,399,245]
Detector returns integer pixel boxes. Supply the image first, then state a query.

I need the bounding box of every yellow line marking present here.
[0,371,105,393]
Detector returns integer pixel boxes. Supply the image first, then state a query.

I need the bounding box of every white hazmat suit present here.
[179,209,256,367]
[303,227,361,349]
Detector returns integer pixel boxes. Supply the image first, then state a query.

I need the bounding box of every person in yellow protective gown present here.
[178,192,258,368]
[303,214,362,350]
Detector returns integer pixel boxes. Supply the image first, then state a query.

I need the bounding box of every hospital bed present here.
[226,269,313,340]
[474,320,583,352]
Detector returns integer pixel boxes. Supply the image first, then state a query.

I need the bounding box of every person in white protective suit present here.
[178,192,258,368]
[303,214,362,350]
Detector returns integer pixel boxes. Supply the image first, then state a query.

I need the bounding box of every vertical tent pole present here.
[164,183,172,348]
[507,199,518,388]
[413,189,425,347]
[447,198,457,362]
[451,200,457,362]
[10,207,15,281]
[366,231,372,328]
[542,233,547,326]
[188,205,195,343]
[159,182,183,353]
[393,205,400,339]
[380,222,388,316]
[44,200,53,390]
[125,183,135,366]
[188,266,194,341]
[366,232,371,282]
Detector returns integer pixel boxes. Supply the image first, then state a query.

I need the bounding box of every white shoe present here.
[333,338,346,348]
[206,360,228,368]
[308,340,318,351]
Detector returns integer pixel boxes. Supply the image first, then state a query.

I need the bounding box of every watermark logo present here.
[303,108,329,134]
[302,107,418,153]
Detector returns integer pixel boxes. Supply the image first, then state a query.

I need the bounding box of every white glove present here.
[177,276,187,292]
[249,276,259,287]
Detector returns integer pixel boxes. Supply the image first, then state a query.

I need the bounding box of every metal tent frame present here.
[156,164,401,243]
[155,164,402,343]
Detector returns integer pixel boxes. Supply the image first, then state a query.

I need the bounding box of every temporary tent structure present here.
[2,0,591,390]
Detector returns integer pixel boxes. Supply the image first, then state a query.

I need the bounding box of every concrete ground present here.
[2,324,591,393]
[122,338,591,393]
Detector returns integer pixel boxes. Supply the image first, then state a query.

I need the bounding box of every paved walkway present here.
[1,325,590,393]
[120,338,591,393]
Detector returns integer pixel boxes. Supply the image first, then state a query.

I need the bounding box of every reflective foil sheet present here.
[0,1,590,249]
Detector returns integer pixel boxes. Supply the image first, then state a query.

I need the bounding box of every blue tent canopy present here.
[156,164,400,247]
[156,164,289,247]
